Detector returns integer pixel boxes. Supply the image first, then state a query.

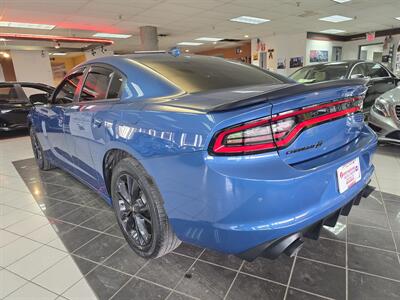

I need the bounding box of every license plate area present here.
[337,157,361,194]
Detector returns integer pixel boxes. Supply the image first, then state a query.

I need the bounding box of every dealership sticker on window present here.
[337,157,361,194]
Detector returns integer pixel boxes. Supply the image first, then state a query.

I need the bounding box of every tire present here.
[111,157,181,258]
[30,127,54,171]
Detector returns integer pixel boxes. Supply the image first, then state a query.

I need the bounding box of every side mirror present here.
[29,93,49,105]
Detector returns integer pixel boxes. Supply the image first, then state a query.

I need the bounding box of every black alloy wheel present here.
[115,173,153,249]
[111,157,181,258]
[31,131,43,163]
[30,127,54,170]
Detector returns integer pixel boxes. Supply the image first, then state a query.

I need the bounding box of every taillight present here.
[210,95,363,155]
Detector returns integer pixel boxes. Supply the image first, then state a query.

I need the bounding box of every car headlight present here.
[373,97,391,117]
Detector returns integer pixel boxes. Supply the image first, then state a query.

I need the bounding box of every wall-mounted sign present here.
[277,57,286,69]
[310,50,328,63]
[290,56,304,68]
[366,32,375,42]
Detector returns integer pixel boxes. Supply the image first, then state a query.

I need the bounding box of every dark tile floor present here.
[10,158,400,300]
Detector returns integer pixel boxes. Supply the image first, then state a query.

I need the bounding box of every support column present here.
[139,26,159,51]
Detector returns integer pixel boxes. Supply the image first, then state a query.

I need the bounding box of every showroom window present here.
[53,73,83,104]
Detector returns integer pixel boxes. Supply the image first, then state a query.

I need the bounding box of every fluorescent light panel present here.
[230,16,270,24]
[195,37,223,42]
[319,15,352,22]
[320,29,346,34]
[332,0,352,3]
[395,17,400,21]
[0,21,55,30]
[49,52,66,56]
[93,33,131,39]
[177,42,203,46]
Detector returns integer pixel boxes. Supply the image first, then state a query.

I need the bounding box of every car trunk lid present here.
[270,83,367,165]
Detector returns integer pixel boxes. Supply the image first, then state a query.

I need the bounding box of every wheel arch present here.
[102,148,155,198]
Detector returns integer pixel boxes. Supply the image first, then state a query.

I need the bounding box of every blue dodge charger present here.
[28,53,377,260]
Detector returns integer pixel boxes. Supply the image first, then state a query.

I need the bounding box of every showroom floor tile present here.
[1,135,400,300]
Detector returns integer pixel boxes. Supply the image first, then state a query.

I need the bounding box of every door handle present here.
[92,118,103,128]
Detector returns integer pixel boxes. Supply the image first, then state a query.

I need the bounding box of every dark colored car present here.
[290,60,399,112]
[0,82,54,131]
[29,54,377,260]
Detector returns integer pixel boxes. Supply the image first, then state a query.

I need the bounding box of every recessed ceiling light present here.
[177,42,203,46]
[93,33,131,39]
[319,15,352,22]
[230,16,270,24]
[332,0,352,3]
[244,35,249,38]
[185,49,189,52]
[0,21,55,30]
[50,52,67,56]
[320,29,346,34]
[195,37,223,42]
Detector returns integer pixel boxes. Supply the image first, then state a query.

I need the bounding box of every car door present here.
[38,70,84,170]
[68,65,124,190]
[364,62,396,110]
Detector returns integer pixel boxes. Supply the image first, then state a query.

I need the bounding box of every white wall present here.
[10,50,53,85]
[251,33,307,76]
[253,31,400,77]
[10,50,54,86]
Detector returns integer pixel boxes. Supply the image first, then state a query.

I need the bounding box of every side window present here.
[107,73,123,99]
[351,64,366,77]
[0,86,20,103]
[79,67,123,102]
[366,63,389,78]
[53,73,83,104]
[80,71,111,102]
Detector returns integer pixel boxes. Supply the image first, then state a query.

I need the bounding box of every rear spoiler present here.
[211,79,368,112]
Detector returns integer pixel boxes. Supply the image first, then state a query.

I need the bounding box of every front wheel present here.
[30,127,54,170]
[111,157,181,258]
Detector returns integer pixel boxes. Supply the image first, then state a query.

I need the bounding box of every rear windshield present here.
[135,55,286,93]
[0,86,23,103]
[290,64,349,83]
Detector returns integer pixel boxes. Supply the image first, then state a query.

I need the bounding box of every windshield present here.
[290,64,349,83]
[135,55,287,94]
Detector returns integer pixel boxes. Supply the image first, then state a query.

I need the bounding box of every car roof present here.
[73,53,233,76]
[301,60,379,68]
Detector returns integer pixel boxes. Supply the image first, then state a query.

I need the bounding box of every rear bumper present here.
[238,184,375,261]
[145,124,377,255]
